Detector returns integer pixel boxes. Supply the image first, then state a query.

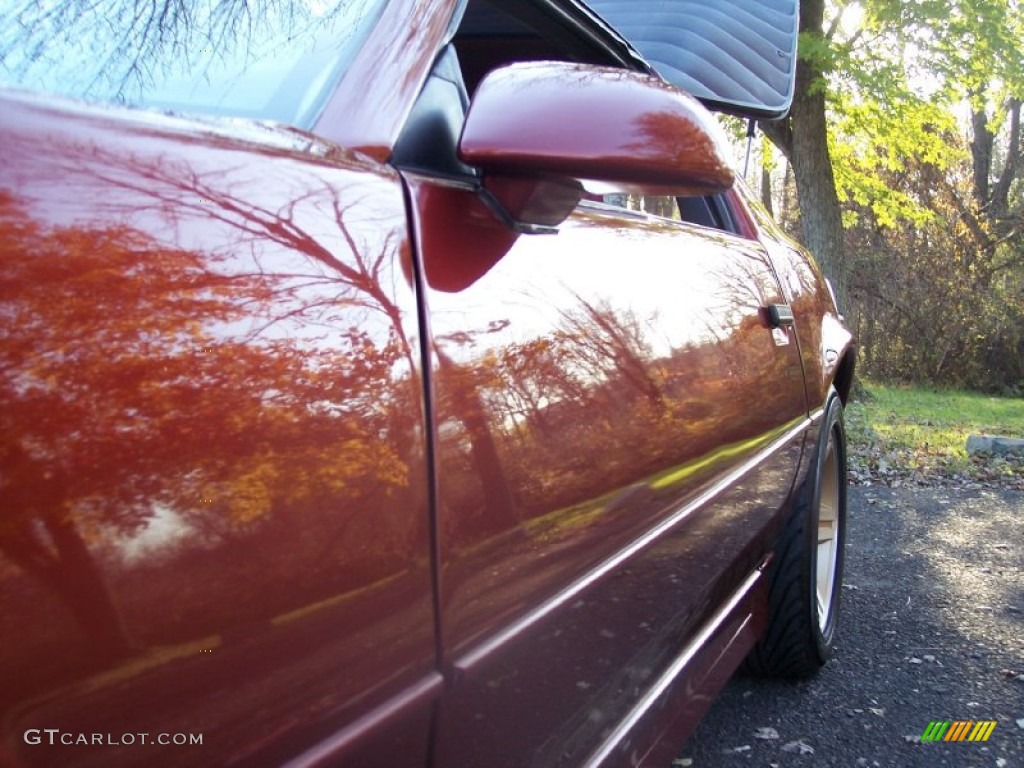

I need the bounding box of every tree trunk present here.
[761,0,848,311]
[782,161,793,224]
[760,165,774,216]
[433,347,519,540]
[0,513,134,658]
[970,105,993,206]
[990,98,1021,218]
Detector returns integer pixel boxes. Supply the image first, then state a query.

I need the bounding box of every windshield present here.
[0,0,388,127]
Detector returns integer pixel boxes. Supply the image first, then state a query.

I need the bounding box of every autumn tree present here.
[758,0,1023,388]
[761,0,849,309]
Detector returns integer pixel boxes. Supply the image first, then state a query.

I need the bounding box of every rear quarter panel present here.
[729,185,855,409]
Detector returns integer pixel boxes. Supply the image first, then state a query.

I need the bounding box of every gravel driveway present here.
[678,485,1024,767]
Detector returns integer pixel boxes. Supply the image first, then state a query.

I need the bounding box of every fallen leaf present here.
[781,740,814,755]
[754,727,780,740]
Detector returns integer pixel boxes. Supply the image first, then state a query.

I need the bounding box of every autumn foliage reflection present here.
[434,289,797,543]
[0,190,421,690]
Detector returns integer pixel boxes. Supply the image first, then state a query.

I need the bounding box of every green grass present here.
[845,381,1024,486]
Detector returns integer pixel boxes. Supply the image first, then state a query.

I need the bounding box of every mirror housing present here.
[458,61,735,231]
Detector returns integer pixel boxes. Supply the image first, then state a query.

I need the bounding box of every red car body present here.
[0,1,854,766]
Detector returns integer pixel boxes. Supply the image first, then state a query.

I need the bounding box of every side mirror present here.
[458,61,735,232]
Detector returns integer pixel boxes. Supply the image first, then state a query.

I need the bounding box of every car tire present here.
[745,389,848,678]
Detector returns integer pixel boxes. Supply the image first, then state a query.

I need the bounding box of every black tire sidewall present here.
[806,392,848,661]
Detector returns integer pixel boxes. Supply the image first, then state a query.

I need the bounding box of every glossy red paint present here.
[403,167,809,765]
[461,62,735,195]
[588,569,769,767]
[722,186,761,241]
[0,0,855,765]
[735,177,857,407]
[314,0,457,161]
[0,92,436,767]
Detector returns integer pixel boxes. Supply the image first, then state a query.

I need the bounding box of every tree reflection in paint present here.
[0,132,429,727]
[432,258,802,543]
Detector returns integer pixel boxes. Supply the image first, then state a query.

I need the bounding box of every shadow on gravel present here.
[678,485,1023,768]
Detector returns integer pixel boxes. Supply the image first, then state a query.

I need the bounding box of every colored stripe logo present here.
[921,721,997,742]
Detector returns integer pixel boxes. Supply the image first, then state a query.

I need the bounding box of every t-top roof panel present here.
[583,0,799,119]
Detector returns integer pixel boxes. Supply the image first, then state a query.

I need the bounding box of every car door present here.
[0,72,437,768]
[408,183,809,767]
[395,4,810,765]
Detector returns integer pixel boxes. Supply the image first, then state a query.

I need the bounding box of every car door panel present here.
[403,176,807,766]
[0,96,437,768]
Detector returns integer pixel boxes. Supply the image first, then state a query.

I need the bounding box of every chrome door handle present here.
[765,304,794,328]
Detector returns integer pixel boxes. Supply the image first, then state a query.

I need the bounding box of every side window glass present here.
[677,196,720,230]
[599,194,737,234]
[600,194,681,220]
[599,193,740,234]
